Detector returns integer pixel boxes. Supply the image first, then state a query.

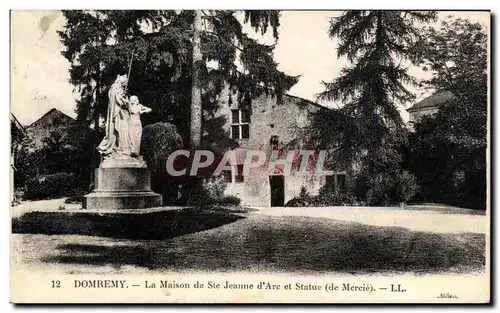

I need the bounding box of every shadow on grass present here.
[44,243,171,270]
[12,207,245,240]
[32,215,486,275]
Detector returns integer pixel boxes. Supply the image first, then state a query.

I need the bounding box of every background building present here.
[208,89,346,207]
[25,108,77,149]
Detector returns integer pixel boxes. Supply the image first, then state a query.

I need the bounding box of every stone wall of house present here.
[26,108,76,149]
[205,89,340,207]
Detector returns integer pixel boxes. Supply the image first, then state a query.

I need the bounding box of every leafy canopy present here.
[305,11,436,205]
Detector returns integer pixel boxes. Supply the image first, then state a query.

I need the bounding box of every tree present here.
[405,17,488,209]
[412,17,487,102]
[59,10,298,204]
[190,11,203,147]
[15,125,95,199]
[312,11,436,204]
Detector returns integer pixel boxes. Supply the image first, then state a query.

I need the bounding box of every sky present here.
[10,10,490,125]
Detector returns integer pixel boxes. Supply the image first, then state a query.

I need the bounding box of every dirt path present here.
[11,198,81,218]
[250,206,487,234]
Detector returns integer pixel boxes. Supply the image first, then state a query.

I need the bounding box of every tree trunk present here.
[190,10,203,148]
[88,72,100,192]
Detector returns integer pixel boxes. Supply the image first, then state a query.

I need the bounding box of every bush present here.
[202,175,227,200]
[141,122,183,174]
[14,125,94,191]
[24,172,77,200]
[363,170,418,206]
[286,185,361,207]
[141,122,184,205]
[313,187,359,206]
[179,175,243,207]
[64,188,87,204]
[395,170,419,204]
[285,186,312,207]
[181,175,231,207]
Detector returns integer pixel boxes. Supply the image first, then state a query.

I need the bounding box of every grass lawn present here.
[11,208,485,275]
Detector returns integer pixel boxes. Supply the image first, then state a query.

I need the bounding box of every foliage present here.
[215,195,241,206]
[59,10,299,144]
[310,11,436,204]
[140,122,242,206]
[11,119,26,148]
[317,11,436,167]
[315,185,360,206]
[201,175,227,200]
[141,122,184,174]
[285,186,312,207]
[350,142,418,205]
[285,185,360,207]
[304,108,359,169]
[64,188,87,204]
[141,122,183,205]
[24,172,78,200]
[180,175,231,207]
[13,140,44,188]
[412,17,487,100]
[395,170,419,203]
[406,102,487,209]
[14,125,95,197]
[359,168,418,206]
[406,17,487,210]
[299,186,310,201]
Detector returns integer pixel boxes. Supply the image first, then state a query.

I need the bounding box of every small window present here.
[325,175,335,188]
[241,124,250,139]
[297,155,303,169]
[230,109,250,139]
[270,135,279,150]
[337,174,346,191]
[325,174,346,191]
[235,165,244,183]
[241,110,251,123]
[231,110,239,124]
[231,125,240,139]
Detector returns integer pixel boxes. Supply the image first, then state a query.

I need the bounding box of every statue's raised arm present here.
[97,74,129,157]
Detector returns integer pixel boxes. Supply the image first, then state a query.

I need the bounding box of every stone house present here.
[13,108,95,193]
[206,88,347,207]
[407,90,457,124]
[11,113,29,203]
[11,113,28,157]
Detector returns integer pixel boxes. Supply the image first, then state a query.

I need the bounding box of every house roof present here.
[407,90,457,113]
[282,92,332,110]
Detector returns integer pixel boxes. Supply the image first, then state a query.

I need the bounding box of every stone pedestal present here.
[83,157,162,210]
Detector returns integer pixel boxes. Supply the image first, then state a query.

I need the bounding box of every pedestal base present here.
[83,166,162,210]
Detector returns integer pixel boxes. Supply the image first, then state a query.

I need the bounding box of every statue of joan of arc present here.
[97,74,131,157]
